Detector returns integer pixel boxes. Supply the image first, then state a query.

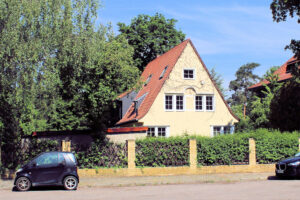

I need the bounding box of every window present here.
[183,69,194,79]
[144,74,152,86]
[212,126,234,136]
[165,94,184,111]
[160,66,168,79]
[176,95,184,110]
[213,127,221,136]
[165,95,173,110]
[195,96,203,110]
[147,127,155,137]
[147,127,169,137]
[224,126,231,134]
[206,96,213,110]
[35,152,58,166]
[158,127,166,137]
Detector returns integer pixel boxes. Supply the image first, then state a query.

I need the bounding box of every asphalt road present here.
[1,177,300,200]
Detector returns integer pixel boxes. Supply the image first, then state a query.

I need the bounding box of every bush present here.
[136,137,189,167]
[73,140,127,168]
[250,129,299,163]
[196,134,249,165]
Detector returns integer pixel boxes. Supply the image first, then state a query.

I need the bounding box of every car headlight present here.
[288,161,300,166]
[16,168,23,173]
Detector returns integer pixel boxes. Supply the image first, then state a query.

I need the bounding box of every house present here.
[107,39,239,143]
[249,56,299,92]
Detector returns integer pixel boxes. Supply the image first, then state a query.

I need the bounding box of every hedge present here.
[195,134,249,166]
[73,140,127,168]
[250,129,299,164]
[135,137,189,167]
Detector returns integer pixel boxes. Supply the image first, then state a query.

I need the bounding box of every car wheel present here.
[16,177,31,191]
[63,176,78,190]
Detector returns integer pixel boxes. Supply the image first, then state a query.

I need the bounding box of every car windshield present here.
[295,152,300,157]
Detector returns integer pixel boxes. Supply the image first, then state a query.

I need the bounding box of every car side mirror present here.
[59,161,66,167]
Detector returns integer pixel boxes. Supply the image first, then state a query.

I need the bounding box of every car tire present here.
[63,176,78,190]
[16,177,31,191]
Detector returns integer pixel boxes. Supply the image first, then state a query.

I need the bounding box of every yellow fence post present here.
[189,139,197,169]
[127,139,136,169]
[62,140,71,152]
[249,138,256,166]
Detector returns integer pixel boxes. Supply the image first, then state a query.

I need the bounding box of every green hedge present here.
[136,137,189,167]
[73,140,127,168]
[250,129,299,163]
[195,134,249,166]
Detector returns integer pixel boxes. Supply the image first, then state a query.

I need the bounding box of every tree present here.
[228,63,261,106]
[209,67,227,97]
[269,79,300,131]
[249,71,282,129]
[118,13,186,71]
[0,0,139,169]
[270,0,300,59]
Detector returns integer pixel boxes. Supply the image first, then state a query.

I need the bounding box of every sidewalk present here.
[0,172,274,190]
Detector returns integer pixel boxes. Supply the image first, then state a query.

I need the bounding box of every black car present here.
[276,152,300,178]
[14,151,79,191]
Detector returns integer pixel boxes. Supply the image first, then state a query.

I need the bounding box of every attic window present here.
[159,66,168,79]
[144,74,152,86]
[183,69,195,79]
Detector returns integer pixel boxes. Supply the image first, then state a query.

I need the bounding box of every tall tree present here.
[228,63,261,106]
[118,13,186,71]
[270,0,300,59]
[209,67,227,97]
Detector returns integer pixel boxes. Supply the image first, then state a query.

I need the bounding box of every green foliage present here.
[228,63,261,106]
[73,140,127,168]
[231,104,253,132]
[249,72,283,129]
[196,134,249,165]
[252,129,299,164]
[269,79,300,131]
[210,67,227,98]
[136,137,189,167]
[118,13,186,71]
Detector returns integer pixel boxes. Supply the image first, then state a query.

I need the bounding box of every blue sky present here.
[96,0,299,94]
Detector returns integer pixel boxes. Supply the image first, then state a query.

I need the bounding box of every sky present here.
[96,0,299,94]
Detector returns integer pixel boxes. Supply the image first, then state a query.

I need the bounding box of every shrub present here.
[73,140,127,168]
[196,134,249,165]
[136,137,189,167]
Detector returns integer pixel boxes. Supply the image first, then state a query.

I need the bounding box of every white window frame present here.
[164,94,185,111]
[210,125,235,137]
[146,126,170,137]
[205,95,214,111]
[183,68,195,80]
[195,95,215,112]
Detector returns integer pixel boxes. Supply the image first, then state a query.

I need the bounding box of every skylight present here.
[144,74,152,86]
[159,66,168,79]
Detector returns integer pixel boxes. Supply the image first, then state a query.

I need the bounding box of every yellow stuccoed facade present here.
[139,43,238,137]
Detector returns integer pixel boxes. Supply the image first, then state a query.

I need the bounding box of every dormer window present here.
[144,74,152,86]
[183,69,195,79]
[159,66,168,79]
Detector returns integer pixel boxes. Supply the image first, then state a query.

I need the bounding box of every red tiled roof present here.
[249,56,299,90]
[116,39,239,125]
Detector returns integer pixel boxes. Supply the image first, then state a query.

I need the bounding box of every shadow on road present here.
[268,176,299,181]
[12,186,67,192]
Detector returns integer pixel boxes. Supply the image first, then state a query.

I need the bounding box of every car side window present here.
[35,152,59,166]
[58,153,65,164]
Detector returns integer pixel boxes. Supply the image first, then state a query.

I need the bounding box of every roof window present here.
[159,66,168,79]
[144,74,152,86]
